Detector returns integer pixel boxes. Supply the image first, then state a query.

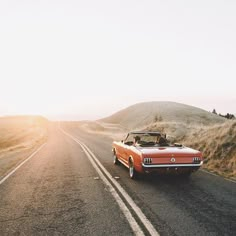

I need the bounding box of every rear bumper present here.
[142,161,203,168]
[141,161,203,174]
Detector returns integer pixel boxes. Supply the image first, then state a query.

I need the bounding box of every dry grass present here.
[0,116,48,177]
[182,121,236,178]
[146,120,236,178]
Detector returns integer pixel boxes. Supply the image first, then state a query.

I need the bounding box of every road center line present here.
[0,143,46,185]
[61,128,160,236]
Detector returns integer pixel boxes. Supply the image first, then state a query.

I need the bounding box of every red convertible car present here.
[112,131,203,179]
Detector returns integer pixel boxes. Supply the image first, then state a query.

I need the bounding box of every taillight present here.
[143,158,152,164]
[193,157,201,163]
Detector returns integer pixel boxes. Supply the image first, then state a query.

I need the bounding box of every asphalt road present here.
[0,123,235,236]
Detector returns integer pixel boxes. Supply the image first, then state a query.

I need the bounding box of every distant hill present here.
[100,101,225,129]
[0,115,48,124]
[0,115,48,150]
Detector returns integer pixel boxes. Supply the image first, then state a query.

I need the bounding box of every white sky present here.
[0,0,235,120]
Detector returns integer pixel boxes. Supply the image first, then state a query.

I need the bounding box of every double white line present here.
[61,128,160,236]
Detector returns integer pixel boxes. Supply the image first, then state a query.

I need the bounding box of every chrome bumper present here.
[142,161,203,168]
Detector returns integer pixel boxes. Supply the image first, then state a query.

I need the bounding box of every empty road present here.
[0,123,235,236]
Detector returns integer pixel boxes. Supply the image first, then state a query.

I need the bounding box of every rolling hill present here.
[100,101,225,129]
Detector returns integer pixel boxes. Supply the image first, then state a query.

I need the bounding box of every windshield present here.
[125,133,169,147]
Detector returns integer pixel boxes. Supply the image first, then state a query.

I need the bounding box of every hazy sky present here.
[0,0,235,120]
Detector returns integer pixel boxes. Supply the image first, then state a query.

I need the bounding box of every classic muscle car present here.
[112,131,203,179]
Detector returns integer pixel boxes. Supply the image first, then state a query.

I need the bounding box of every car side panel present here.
[113,142,129,167]
[125,147,143,173]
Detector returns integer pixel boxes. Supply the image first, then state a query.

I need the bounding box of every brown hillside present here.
[100,101,225,129]
[0,116,48,151]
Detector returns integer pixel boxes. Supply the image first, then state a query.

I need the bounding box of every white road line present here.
[79,139,145,236]
[224,178,236,184]
[61,128,160,236]
[200,169,219,177]
[200,169,236,184]
[0,143,46,186]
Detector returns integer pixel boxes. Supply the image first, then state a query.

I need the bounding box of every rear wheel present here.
[129,158,138,179]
